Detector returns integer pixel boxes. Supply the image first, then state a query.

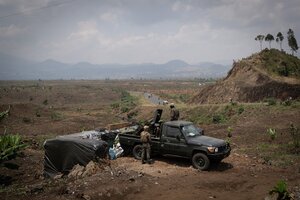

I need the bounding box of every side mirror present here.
[176,135,181,141]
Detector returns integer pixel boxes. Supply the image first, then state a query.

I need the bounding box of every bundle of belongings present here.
[43,125,139,178]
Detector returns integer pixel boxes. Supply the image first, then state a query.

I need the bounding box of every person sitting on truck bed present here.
[140,125,151,164]
[170,103,179,121]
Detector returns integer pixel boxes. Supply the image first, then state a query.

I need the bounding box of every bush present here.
[0,134,26,164]
[265,98,277,106]
[267,128,277,141]
[0,107,10,122]
[238,106,245,114]
[281,98,293,106]
[111,89,137,113]
[269,180,291,200]
[212,114,226,124]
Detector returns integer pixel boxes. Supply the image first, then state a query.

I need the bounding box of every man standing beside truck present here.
[140,125,151,164]
[170,103,179,121]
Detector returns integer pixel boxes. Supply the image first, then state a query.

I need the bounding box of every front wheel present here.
[192,153,210,170]
[132,144,143,160]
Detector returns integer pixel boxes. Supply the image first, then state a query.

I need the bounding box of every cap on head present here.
[144,125,149,130]
[170,103,175,108]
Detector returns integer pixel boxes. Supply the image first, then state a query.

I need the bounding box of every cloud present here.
[68,20,99,41]
[0,0,299,63]
[172,1,193,12]
[0,0,50,13]
[0,24,25,37]
[100,11,119,24]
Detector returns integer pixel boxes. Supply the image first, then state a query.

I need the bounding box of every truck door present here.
[160,125,188,157]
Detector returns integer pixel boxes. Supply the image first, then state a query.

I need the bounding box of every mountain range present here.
[0,53,231,80]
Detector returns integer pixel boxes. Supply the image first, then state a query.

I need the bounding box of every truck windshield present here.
[181,124,201,137]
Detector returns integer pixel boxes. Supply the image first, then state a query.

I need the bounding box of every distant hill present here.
[0,53,230,80]
[191,49,300,103]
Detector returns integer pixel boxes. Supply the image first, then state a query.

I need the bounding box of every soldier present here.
[140,125,151,164]
[170,103,179,121]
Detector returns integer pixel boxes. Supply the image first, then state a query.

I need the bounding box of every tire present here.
[132,144,143,160]
[192,153,210,170]
[121,145,132,156]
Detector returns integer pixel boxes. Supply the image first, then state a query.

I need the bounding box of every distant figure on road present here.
[140,126,151,164]
[170,103,179,121]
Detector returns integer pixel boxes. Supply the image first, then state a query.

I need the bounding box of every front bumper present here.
[208,146,231,160]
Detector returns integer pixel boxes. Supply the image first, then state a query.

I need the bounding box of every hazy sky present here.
[0,0,299,64]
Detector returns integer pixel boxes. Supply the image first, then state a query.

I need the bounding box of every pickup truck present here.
[119,110,231,170]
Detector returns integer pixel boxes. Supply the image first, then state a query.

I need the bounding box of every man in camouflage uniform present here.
[140,125,151,164]
[170,103,180,121]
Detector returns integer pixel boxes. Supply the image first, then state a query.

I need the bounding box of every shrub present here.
[227,126,233,137]
[267,128,277,141]
[265,98,277,106]
[0,107,10,122]
[111,89,137,113]
[269,180,291,200]
[238,106,245,114]
[0,134,27,164]
[212,114,226,124]
[281,98,292,106]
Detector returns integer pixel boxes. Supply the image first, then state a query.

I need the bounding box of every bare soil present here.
[1,80,300,200]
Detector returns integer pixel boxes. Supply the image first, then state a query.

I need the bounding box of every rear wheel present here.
[132,144,143,160]
[192,153,210,170]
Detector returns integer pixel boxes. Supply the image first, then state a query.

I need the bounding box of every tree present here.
[255,35,265,51]
[276,32,284,51]
[265,33,274,49]
[287,28,299,55]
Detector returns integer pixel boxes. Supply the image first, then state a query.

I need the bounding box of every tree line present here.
[255,29,299,55]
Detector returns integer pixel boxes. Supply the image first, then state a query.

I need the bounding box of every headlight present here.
[207,147,218,153]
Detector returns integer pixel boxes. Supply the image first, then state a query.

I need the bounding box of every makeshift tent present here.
[43,134,108,178]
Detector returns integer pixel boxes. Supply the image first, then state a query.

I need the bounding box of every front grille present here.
[218,144,227,152]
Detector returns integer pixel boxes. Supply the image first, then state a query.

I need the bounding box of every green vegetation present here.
[269,180,291,200]
[255,34,265,50]
[212,104,245,124]
[186,103,245,125]
[265,33,274,49]
[0,107,10,122]
[158,93,193,104]
[110,89,138,113]
[0,134,26,164]
[264,97,277,106]
[255,29,298,56]
[267,128,277,141]
[259,49,300,78]
[276,32,284,50]
[287,28,299,56]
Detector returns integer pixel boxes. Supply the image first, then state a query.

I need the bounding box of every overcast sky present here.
[0,0,299,64]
